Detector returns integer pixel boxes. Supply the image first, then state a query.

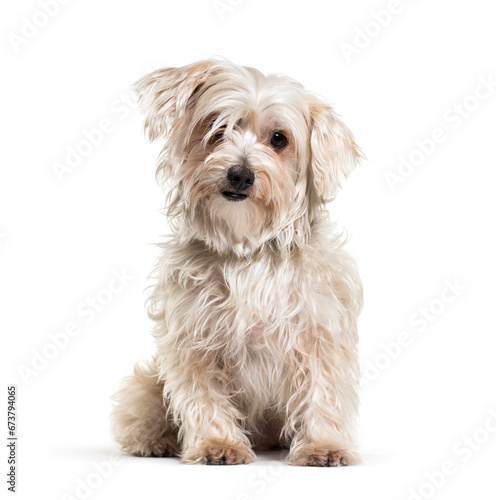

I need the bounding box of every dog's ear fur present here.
[308,100,363,200]
[135,60,219,141]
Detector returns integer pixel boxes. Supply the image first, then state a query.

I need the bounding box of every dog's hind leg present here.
[111,358,179,457]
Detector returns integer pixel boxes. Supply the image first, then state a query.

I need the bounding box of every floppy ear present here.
[135,60,219,141]
[308,101,363,200]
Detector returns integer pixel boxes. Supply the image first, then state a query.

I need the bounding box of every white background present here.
[2,0,496,499]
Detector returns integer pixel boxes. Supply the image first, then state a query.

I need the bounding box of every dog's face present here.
[137,60,361,255]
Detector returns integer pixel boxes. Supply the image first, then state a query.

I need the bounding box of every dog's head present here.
[137,59,362,255]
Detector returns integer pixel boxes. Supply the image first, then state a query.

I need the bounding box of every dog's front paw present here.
[183,440,255,465]
[287,446,358,467]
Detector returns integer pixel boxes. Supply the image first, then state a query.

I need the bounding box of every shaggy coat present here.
[112,59,363,467]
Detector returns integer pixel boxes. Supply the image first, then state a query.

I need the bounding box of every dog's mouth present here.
[222,191,248,201]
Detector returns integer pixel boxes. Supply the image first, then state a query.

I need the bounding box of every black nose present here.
[227,166,254,191]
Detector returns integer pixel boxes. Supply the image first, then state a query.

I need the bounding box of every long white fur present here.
[111,59,363,466]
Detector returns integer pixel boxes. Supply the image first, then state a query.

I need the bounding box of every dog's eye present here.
[209,125,226,144]
[270,132,288,150]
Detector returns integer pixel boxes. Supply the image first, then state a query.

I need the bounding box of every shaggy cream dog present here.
[112,59,363,466]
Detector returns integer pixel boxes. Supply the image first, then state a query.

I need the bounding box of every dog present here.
[111,59,363,466]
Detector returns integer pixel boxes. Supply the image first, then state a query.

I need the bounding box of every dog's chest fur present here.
[215,248,342,420]
[160,238,342,353]
[221,252,331,344]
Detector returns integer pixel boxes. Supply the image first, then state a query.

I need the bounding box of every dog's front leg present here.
[162,349,255,465]
[285,336,360,467]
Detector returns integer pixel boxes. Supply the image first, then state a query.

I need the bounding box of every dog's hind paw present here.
[131,436,179,458]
